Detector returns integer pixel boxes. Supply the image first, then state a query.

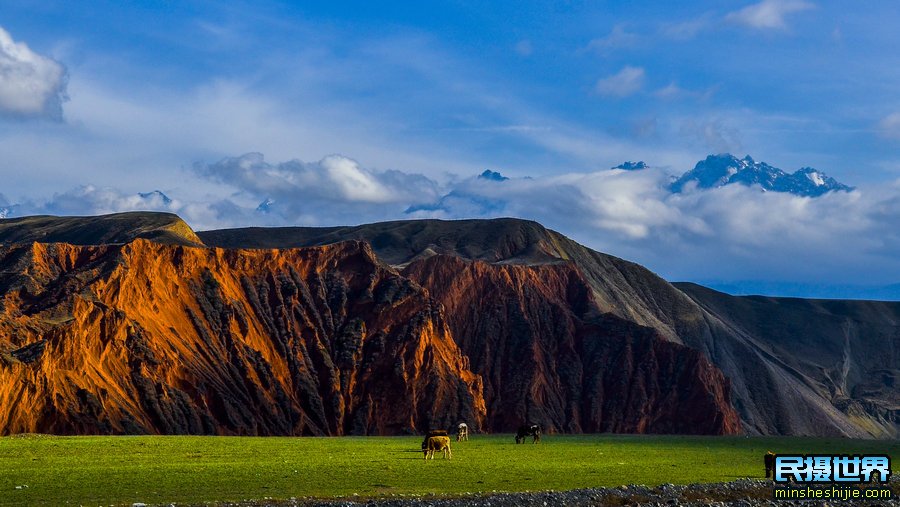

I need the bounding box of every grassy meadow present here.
[1,434,898,506]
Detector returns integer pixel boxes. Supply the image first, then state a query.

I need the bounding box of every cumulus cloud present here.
[595,66,645,98]
[3,185,250,231]
[193,152,442,225]
[21,186,179,216]
[725,0,815,30]
[0,26,68,119]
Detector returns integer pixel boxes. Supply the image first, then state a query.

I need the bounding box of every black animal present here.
[515,424,541,444]
[764,451,776,479]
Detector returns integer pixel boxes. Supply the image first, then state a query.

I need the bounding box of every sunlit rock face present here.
[0,239,485,435]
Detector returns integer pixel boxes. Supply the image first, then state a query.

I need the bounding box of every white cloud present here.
[725,0,815,30]
[192,152,442,226]
[595,66,645,98]
[586,25,639,55]
[29,186,179,215]
[878,112,900,140]
[400,167,897,285]
[0,26,68,119]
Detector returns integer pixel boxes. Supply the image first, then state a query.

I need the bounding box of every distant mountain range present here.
[669,154,853,197]
[506,153,853,197]
[0,154,855,227]
[704,280,900,301]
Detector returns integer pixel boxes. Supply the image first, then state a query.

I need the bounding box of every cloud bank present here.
[0,26,68,119]
[8,152,900,287]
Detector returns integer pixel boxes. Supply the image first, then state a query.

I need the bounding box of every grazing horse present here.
[515,424,541,444]
[423,435,452,460]
[457,422,469,442]
[764,451,776,479]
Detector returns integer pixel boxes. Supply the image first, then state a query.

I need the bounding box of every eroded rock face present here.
[403,255,742,435]
[199,217,900,438]
[0,240,485,435]
[0,236,739,436]
[0,211,752,437]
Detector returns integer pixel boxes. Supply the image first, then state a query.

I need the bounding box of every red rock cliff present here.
[0,240,485,435]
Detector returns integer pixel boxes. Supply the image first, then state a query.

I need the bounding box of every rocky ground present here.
[209,478,899,507]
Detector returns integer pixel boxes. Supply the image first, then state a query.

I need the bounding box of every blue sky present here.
[3,1,900,294]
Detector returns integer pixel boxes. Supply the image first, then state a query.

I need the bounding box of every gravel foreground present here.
[208,478,900,507]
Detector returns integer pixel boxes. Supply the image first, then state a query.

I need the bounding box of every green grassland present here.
[1,434,898,506]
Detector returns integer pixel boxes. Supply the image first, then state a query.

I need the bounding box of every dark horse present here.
[515,424,541,444]
[764,451,776,479]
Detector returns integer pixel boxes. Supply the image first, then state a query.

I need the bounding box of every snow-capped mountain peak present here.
[478,170,509,181]
[671,154,852,197]
[797,167,825,186]
[613,161,648,170]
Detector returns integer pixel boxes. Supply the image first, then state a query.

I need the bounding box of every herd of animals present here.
[421,423,542,460]
[423,426,778,483]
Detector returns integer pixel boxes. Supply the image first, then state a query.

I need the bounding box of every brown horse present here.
[423,435,452,460]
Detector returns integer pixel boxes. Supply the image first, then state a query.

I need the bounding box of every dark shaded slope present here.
[0,212,203,247]
[675,283,900,437]
[403,255,741,435]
